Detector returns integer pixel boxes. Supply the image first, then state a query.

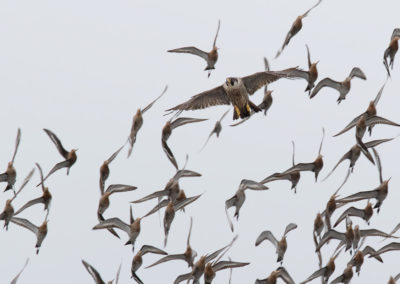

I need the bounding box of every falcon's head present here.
[225,77,239,87]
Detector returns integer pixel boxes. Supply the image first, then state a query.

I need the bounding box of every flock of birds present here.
[2,0,400,283]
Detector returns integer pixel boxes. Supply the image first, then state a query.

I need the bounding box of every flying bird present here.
[255,223,297,264]
[290,44,319,94]
[131,245,167,284]
[10,258,29,284]
[10,217,48,254]
[300,249,342,284]
[204,260,249,284]
[38,128,77,185]
[167,68,302,120]
[0,128,21,192]
[383,28,400,76]
[81,259,121,284]
[330,264,353,284]
[334,202,374,227]
[310,67,366,103]
[99,144,125,192]
[168,20,221,77]
[127,85,168,157]
[255,266,295,284]
[275,0,322,58]
[200,109,229,151]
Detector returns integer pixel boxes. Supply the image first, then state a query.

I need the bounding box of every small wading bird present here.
[162,117,207,169]
[333,81,387,137]
[225,179,269,231]
[255,266,295,284]
[255,223,297,264]
[10,258,29,284]
[290,44,319,94]
[261,141,301,193]
[131,245,167,284]
[0,128,21,192]
[127,85,168,158]
[14,163,52,218]
[334,202,374,227]
[168,20,221,78]
[347,244,383,276]
[275,0,322,58]
[310,67,366,104]
[146,217,197,269]
[167,68,302,120]
[383,28,400,76]
[82,260,121,284]
[0,168,35,230]
[10,216,48,254]
[330,264,353,284]
[200,109,229,151]
[97,184,138,239]
[99,144,125,192]
[38,128,78,186]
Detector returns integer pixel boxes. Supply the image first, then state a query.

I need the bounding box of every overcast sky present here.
[1,0,400,283]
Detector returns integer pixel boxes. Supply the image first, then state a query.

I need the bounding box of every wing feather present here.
[255,231,278,247]
[168,47,209,61]
[310,78,342,98]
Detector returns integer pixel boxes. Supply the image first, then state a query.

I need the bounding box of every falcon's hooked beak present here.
[226,78,231,85]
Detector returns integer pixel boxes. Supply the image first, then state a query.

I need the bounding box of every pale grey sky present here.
[1,0,400,283]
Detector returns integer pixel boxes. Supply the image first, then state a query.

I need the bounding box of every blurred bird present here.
[330,264,353,284]
[275,0,322,58]
[388,273,400,284]
[225,179,269,231]
[316,224,354,252]
[310,67,366,103]
[127,85,168,157]
[300,249,342,284]
[255,266,295,284]
[277,128,325,182]
[97,184,137,239]
[369,242,400,259]
[290,44,319,94]
[0,168,35,230]
[93,206,142,251]
[200,109,229,151]
[10,258,29,284]
[383,28,400,76]
[347,245,383,275]
[204,260,249,284]
[255,223,297,264]
[333,81,387,137]
[99,144,125,192]
[10,217,48,254]
[261,141,301,193]
[167,68,302,120]
[14,163,52,218]
[334,202,374,227]
[162,117,207,169]
[146,217,197,268]
[131,245,167,284]
[38,128,78,185]
[313,212,324,245]
[168,20,221,78]
[0,128,21,192]
[82,259,121,284]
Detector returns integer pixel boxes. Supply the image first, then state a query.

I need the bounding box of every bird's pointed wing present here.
[239,179,269,191]
[174,194,202,211]
[291,141,296,166]
[92,218,130,235]
[365,115,400,128]
[333,114,364,137]
[167,86,229,111]
[212,261,249,272]
[173,272,192,284]
[306,44,312,68]
[40,160,70,185]
[142,85,168,114]
[349,67,367,79]
[219,109,230,122]
[168,46,209,61]
[302,0,322,17]
[10,217,38,235]
[318,127,325,155]
[372,148,383,184]
[287,68,310,81]
[255,231,278,247]
[187,217,193,246]
[143,199,169,218]
[10,258,29,284]
[11,128,21,164]
[300,267,326,284]
[323,149,351,181]
[105,144,125,165]
[170,117,208,130]
[106,184,137,194]
[173,169,202,180]
[361,246,383,262]
[263,57,270,71]
[394,272,400,281]
[43,129,69,159]
[310,78,342,98]
[337,190,378,203]
[334,207,362,227]
[115,263,121,284]
[212,20,221,48]
[131,190,169,204]
[13,168,35,201]
[35,163,46,192]
[162,140,179,170]
[277,267,295,284]
[283,223,298,236]
[141,245,168,256]
[14,197,45,216]
[317,230,346,250]
[372,242,400,257]
[145,254,186,269]
[281,162,315,175]
[81,260,106,284]
[242,68,299,95]
[0,173,7,182]
[225,201,234,232]
[373,80,387,106]
[360,229,394,238]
